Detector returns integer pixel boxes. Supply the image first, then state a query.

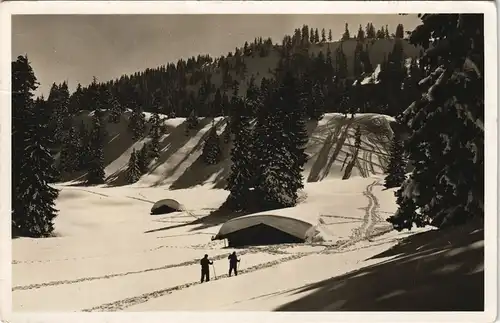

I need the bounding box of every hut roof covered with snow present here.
[213,208,327,247]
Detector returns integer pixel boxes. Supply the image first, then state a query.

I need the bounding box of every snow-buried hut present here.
[150,199,182,215]
[213,210,328,247]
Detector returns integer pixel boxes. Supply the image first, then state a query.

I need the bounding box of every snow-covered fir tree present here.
[186,108,199,131]
[228,81,243,136]
[384,131,407,189]
[77,121,91,171]
[282,72,309,180]
[308,81,325,121]
[225,109,254,210]
[388,14,484,230]
[212,88,223,117]
[53,82,71,146]
[202,126,222,165]
[255,89,300,210]
[128,105,146,141]
[86,111,106,184]
[69,83,83,115]
[254,73,307,210]
[149,102,164,160]
[107,91,123,123]
[59,126,80,175]
[335,44,348,79]
[137,143,150,174]
[126,149,142,184]
[12,55,59,237]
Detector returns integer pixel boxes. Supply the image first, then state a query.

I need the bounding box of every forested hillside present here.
[12,15,484,238]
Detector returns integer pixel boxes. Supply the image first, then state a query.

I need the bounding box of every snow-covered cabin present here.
[213,211,324,247]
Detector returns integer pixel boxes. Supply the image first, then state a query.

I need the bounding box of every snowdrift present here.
[150,198,182,215]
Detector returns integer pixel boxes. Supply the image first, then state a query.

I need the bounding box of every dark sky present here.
[12,14,421,96]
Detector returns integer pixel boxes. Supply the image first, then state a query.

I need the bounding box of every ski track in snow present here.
[81,235,395,312]
[62,188,110,198]
[336,180,389,249]
[12,248,281,291]
[75,182,391,312]
[81,251,315,312]
[15,177,396,311]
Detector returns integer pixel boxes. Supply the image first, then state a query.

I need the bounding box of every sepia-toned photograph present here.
[3,1,496,320]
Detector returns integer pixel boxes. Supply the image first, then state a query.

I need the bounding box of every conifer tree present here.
[376,27,385,39]
[69,83,83,115]
[149,92,164,159]
[341,23,351,41]
[245,75,261,116]
[46,83,59,136]
[365,22,376,39]
[107,91,123,123]
[314,28,320,43]
[128,104,146,141]
[357,24,365,41]
[388,14,484,230]
[361,45,374,74]
[212,88,222,117]
[309,28,315,44]
[137,143,150,174]
[395,23,405,38]
[12,55,59,237]
[384,25,390,38]
[353,43,364,78]
[222,91,230,116]
[328,29,333,41]
[202,126,222,165]
[335,44,348,79]
[48,82,71,145]
[255,73,306,209]
[86,111,106,184]
[228,80,243,135]
[301,25,310,46]
[225,110,254,210]
[185,108,199,135]
[308,81,325,121]
[77,121,92,171]
[321,28,326,42]
[59,126,80,174]
[384,132,407,189]
[34,96,58,157]
[149,114,162,160]
[126,149,142,184]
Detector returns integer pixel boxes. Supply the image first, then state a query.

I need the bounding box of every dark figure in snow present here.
[200,254,213,283]
[228,251,240,276]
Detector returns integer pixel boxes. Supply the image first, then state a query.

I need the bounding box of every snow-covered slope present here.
[12,175,483,312]
[10,177,405,311]
[63,112,395,189]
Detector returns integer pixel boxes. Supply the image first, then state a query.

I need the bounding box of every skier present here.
[200,254,213,283]
[228,251,240,277]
